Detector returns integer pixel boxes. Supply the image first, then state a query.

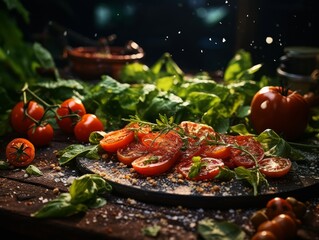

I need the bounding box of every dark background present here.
[20,0,319,76]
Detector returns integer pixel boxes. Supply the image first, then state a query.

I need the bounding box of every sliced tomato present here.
[117,141,149,165]
[258,157,292,178]
[225,135,264,168]
[140,131,183,152]
[125,122,152,139]
[179,137,203,162]
[176,157,224,181]
[201,145,232,159]
[179,121,217,144]
[100,128,135,153]
[131,149,179,176]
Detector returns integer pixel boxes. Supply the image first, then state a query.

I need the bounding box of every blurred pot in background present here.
[277,46,319,95]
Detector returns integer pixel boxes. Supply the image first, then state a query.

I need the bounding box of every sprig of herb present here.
[188,156,207,179]
[31,174,112,218]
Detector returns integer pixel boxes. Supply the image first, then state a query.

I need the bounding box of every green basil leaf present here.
[58,144,98,165]
[197,218,246,240]
[26,164,43,176]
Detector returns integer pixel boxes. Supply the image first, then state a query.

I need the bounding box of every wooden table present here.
[0,131,319,240]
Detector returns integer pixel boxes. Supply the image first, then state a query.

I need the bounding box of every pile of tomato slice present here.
[99,121,292,180]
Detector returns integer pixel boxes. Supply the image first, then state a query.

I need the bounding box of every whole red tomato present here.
[6,138,35,167]
[74,114,104,143]
[56,98,86,134]
[250,86,310,140]
[27,123,54,147]
[10,101,45,134]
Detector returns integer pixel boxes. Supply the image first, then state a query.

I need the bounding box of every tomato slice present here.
[125,122,152,139]
[140,131,183,152]
[201,145,231,159]
[176,157,224,181]
[100,128,135,153]
[117,141,149,165]
[225,135,264,168]
[179,137,203,162]
[131,149,179,176]
[258,157,292,178]
[179,121,217,144]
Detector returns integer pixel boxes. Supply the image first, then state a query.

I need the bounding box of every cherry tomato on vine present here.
[250,86,310,140]
[258,157,292,178]
[6,138,35,167]
[27,123,54,147]
[56,98,86,134]
[74,114,104,143]
[10,101,45,134]
[100,128,135,153]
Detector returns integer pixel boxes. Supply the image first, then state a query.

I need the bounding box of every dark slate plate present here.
[76,151,319,209]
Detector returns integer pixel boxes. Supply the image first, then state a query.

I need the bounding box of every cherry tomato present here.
[251,230,277,240]
[117,141,149,165]
[250,86,310,140]
[270,214,297,239]
[257,220,285,240]
[74,114,104,143]
[27,123,54,147]
[225,135,264,168]
[100,128,135,153]
[176,157,224,181]
[258,157,292,178]
[179,121,217,144]
[265,197,293,220]
[6,138,35,167]
[10,101,45,134]
[56,98,86,134]
[132,149,180,176]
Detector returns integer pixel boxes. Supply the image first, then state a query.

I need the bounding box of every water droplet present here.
[209,37,212,41]
[222,38,226,43]
[265,37,273,44]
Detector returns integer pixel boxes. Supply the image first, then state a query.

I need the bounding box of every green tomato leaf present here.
[197,218,246,240]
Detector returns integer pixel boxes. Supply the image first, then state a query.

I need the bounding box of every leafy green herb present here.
[188,156,207,179]
[215,167,235,181]
[0,160,10,170]
[257,129,305,160]
[31,174,112,218]
[142,225,161,237]
[234,166,268,196]
[26,164,43,176]
[58,144,100,165]
[197,218,246,240]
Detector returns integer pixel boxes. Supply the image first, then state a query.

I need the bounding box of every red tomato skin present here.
[258,157,292,178]
[27,123,54,147]
[225,135,264,168]
[100,128,135,153]
[117,141,149,165]
[56,98,86,134]
[265,197,293,220]
[10,101,45,134]
[132,149,180,176]
[6,138,35,167]
[74,114,104,143]
[250,86,310,140]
